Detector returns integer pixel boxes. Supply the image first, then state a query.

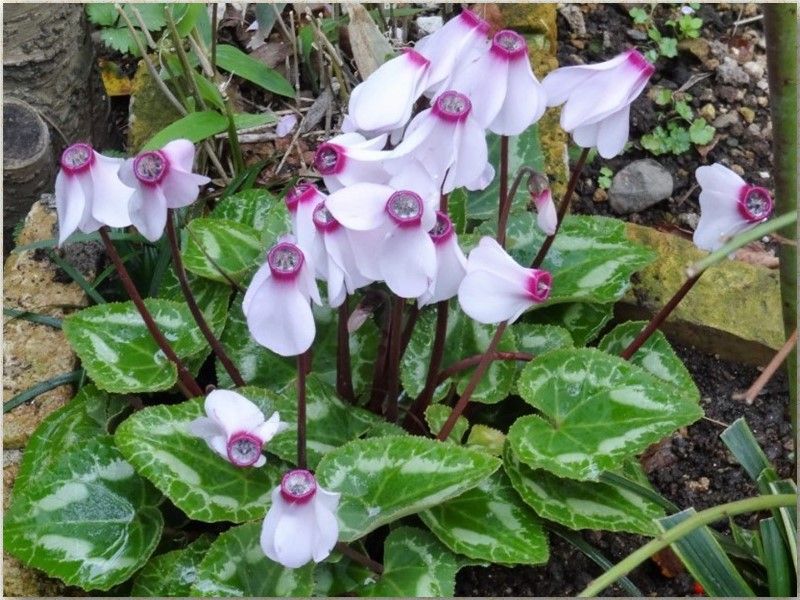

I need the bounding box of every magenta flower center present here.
[429,211,454,244]
[386,191,423,227]
[433,91,472,123]
[133,151,168,185]
[526,270,553,303]
[226,431,262,467]
[312,202,340,233]
[738,186,773,223]
[286,182,317,212]
[491,30,527,60]
[314,143,343,175]
[280,469,317,504]
[60,143,94,174]
[268,242,304,280]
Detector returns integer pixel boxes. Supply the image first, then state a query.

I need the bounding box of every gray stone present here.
[742,60,765,81]
[712,111,740,129]
[717,56,750,85]
[608,159,674,214]
[558,4,586,36]
[626,28,647,41]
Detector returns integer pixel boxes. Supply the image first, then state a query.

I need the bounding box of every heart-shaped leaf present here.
[63,299,209,393]
[531,301,614,346]
[191,523,314,596]
[182,217,263,284]
[131,535,214,596]
[3,436,163,590]
[420,470,549,565]
[316,436,501,541]
[211,188,290,247]
[503,443,663,535]
[361,527,460,597]
[508,348,702,481]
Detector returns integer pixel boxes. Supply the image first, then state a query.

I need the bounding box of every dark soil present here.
[456,342,792,597]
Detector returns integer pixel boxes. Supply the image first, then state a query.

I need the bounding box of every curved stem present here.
[737,328,798,404]
[368,297,392,415]
[578,494,797,597]
[619,274,701,360]
[435,350,534,387]
[531,147,590,268]
[384,298,405,423]
[296,351,308,469]
[165,211,245,387]
[336,301,355,403]
[99,227,203,398]
[334,542,383,574]
[498,166,537,248]
[497,135,509,244]
[437,322,507,441]
[406,301,449,427]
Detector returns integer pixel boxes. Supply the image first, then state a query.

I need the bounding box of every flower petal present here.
[245,276,316,357]
[467,236,531,280]
[55,172,86,246]
[89,153,134,228]
[693,190,749,251]
[347,228,386,280]
[129,185,168,242]
[380,226,436,298]
[419,235,467,307]
[696,163,746,199]
[260,488,284,562]
[311,498,339,562]
[325,183,392,231]
[595,105,631,159]
[254,412,287,443]
[451,50,508,129]
[162,169,210,209]
[205,389,266,438]
[458,268,533,324]
[161,138,197,172]
[571,121,600,150]
[443,117,487,193]
[273,503,316,568]
[542,52,630,107]
[243,261,272,315]
[117,158,138,188]
[490,58,547,135]
[534,191,558,236]
[186,416,222,440]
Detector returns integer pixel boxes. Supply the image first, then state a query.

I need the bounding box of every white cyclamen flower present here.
[458,237,552,324]
[187,390,287,468]
[326,183,438,298]
[388,90,490,193]
[243,240,322,357]
[119,139,211,242]
[533,188,557,236]
[347,49,431,135]
[418,212,467,307]
[260,469,340,568]
[286,182,327,253]
[450,29,547,135]
[313,132,390,192]
[416,7,490,94]
[55,143,133,245]
[693,163,774,251]
[542,49,654,158]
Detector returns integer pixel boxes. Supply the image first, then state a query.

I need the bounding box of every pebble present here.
[757,95,769,107]
[679,212,700,230]
[726,137,740,148]
[415,16,443,35]
[757,79,769,91]
[742,60,765,81]
[593,188,608,203]
[731,164,745,175]
[699,103,716,121]
[716,85,740,103]
[626,28,648,42]
[738,106,756,124]
[558,4,586,36]
[717,57,750,85]
[608,159,674,214]
[686,476,711,493]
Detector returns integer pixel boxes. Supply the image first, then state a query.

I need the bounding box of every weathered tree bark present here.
[3,4,108,250]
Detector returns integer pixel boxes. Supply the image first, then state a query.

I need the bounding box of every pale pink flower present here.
[119,139,211,242]
[450,29,547,135]
[347,49,431,135]
[542,49,654,158]
[415,8,490,94]
[533,188,557,236]
[313,132,390,192]
[388,90,491,193]
[458,237,552,324]
[260,469,340,568]
[418,212,467,307]
[276,114,298,137]
[55,143,133,245]
[285,182,327,253]
[243,240,322,357]
[693,163,774,251]
[187,390,287,468]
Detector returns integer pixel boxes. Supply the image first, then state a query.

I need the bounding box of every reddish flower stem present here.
[99,227,203,398]
[437,322,507,441]
[400,301,419,355]
[384,297,405,423]
[498,166,537,248]
[334,542,384,574]
[297,351,308,469]
[531,147,590,268]
[736,328,798,404]
[435,350,534,387]
[619,274,702,360]
[497,135,509,241]
[404,301,449,429]
[336,301,356,403]
[368,296,392,414]
[166,211,245,387]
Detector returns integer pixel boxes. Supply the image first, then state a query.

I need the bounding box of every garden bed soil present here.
[456,343,792,597]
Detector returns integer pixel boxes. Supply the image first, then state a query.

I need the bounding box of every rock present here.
[717,56,750,85]
[415,15,442,35]
[699,103,716,121]
[738,106,756,124]
[558,4,586,36]
[757,95,769,107]
[608,159,674,214]
[678,212,700,230]
[756,79,769,91]
[626,28,648,42]
[593,188,608,203]
[716,85,740,103]
[726,137,740,148]
[742,60,765,81]
[731,164,745,176]
[128,59,182,152]
[712,111,740,129]
[620,223,785,365]
[678,38,710,62]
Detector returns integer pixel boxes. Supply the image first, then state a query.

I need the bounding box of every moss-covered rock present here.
[127,58,182,152]
[619,223,784,365]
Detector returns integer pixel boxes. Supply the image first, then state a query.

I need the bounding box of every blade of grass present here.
[759,517,793,596]
[768,479,798,565]
[720,418,776,486]
[47,250,106,305]
[4,370,83,413]
[3,308,62,329]
[148,237,173,298]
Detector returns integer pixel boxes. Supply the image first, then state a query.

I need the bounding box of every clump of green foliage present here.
[641,87,716,156]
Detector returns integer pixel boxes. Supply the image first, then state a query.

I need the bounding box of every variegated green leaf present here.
[114,396,285,523]
[191,522,314,596]
[182,217,262,283]
[316,436,501,541]
[420,470,549,565]
[533,301,614,346]
[513,323,574,355]
[63,299,209,393]
[361,526,460,597]
[14,385,129,490]
[3,436,163,590]
[425,405,468,443]
[503,443,663,535]
[314,545,375,596]
[401,304,518,404]
[598,321,697,393]
[131,535,214,596]
[212,188,292,247]
[508,348,702,480]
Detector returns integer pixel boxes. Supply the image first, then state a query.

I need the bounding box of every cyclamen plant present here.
[6,6,793,598]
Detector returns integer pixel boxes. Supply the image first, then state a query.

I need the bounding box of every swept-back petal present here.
[490,58,547,135]
[272,503,316,568]
[696,163,746,198]
[129,185,168,242]
[419,235,467,307]
[380,226,436,298]
[595,105,631,159]
[161,138,197,172]
[89,153,134,228]
[326,183,392,231]
[55,172,87,245]
[245,277,316,357]
[694,189,749,251]
[458,269,533,324]
[542,52,630,106]
[311,498,339,562]
[162,170,210,208]
[243,262,272,315]
[205,389,265,438]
